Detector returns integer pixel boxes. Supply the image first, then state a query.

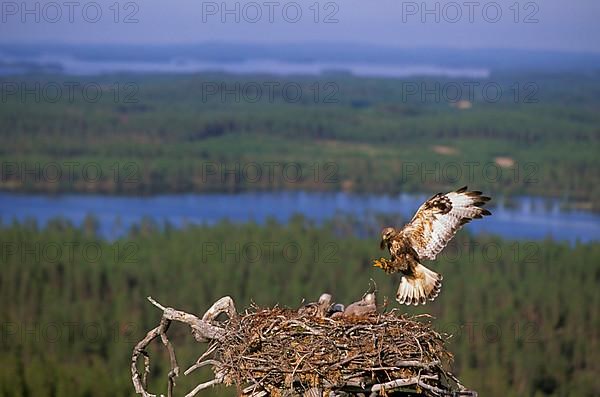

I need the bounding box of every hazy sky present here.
[2,0,599,52]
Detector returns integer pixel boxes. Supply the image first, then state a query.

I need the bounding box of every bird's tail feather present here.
[396,263,442,305]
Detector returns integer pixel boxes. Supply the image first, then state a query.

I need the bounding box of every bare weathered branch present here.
[184,375,224,397]
[371,374,437,392]
[131,297,232,397]
[202,296,237,322]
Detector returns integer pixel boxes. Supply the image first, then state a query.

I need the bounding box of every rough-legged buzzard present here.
[374,186,491,305]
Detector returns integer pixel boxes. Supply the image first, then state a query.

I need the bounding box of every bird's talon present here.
[373,257,392,271]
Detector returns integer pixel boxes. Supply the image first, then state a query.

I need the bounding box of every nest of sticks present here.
[131,295,476,397]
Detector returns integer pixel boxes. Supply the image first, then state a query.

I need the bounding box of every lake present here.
[0,192,598,243]
[0,53,490,79]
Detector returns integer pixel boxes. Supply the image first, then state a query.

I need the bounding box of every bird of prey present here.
[344,293,377,317]
[374,186,491,305]
[332,293,377,318]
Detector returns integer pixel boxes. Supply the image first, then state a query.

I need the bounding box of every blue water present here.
[0,53,489,78]
[0,192,598,243]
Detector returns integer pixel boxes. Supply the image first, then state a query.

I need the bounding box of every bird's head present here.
[364,293,376,305]
[380,227,395,250]
[318,293,332,307]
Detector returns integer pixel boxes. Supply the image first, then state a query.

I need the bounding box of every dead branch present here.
[131,296,237,397]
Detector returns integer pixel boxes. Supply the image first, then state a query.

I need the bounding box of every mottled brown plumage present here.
[374,186,491,305]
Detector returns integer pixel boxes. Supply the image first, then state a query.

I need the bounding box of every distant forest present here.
[1,72,599,208]
[0,217,598,397]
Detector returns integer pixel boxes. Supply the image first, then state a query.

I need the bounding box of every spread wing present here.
[402,186,491,260]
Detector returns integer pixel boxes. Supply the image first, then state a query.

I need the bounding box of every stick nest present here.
[132,297,474,397]
[214,307,457,396]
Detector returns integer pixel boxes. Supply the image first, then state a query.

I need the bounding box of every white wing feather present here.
[403,187,491,260]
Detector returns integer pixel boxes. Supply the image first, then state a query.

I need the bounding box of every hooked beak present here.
[379,238,386,250]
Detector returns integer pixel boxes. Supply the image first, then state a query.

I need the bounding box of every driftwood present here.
[131,295,477,397]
